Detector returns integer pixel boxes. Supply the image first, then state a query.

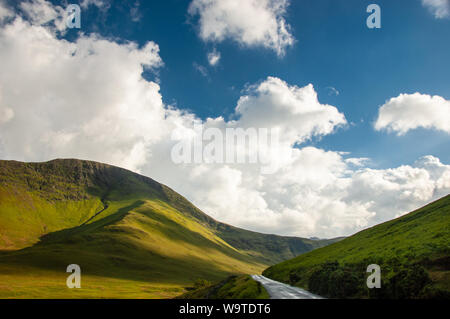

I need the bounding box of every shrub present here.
[308,261,363,298]
[389,265,432,299]
[193,278,212,289]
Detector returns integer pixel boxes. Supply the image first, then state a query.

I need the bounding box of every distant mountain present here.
[0,159,337,298]
[263,195,450,299]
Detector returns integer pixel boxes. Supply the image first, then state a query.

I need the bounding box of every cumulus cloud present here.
[375,92,450,135]
[235,77,346,144]
[422,0,450,19]
[207,49,221,66]
[346,157,370,167]
[1,0,449,238]
[346,155,450,226]
[159,143,450,237]
[19,0,67,32]
[0,5,163,171]
[0,0,13,22]
[188,0,294,56]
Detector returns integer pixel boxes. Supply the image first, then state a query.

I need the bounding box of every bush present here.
[389,265,432,299]
[307,261,437,299]
[193,278,212,289]
[308,261,363,298]
[289,270,302,285]
[329,269,361,298]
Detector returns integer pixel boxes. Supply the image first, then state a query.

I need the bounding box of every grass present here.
[0,197,265,298]
[0,159,334,298]
[0,186,103,250]
[0,265,184,299]
[263,195,450,298]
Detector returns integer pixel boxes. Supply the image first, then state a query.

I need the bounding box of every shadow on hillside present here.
[36,200,144,244]
[0,200,262,286]
[136,206,262,263]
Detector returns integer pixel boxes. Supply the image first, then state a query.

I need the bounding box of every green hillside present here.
[0,159,334,298]
[263,195,450,299]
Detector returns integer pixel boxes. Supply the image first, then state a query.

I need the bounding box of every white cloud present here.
[346,157,370,167]
[327,86,340,96]
[207,49,221,66]
[80,0,109,10]
[1,1,449,239]
[422,0,450,19]
[158,143,450,237]
[188,0,294,56]
[375,92,450,135]
[235,77,347,144]
[0,5,163,171]
[346,155,450,222]
[19,0,67,32]
[0,0,13,22]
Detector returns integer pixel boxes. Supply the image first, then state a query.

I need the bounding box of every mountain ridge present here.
[0,158,338,257]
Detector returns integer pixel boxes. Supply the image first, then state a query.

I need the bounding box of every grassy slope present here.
[263,195,450,298]
[177,275,270,299]
[0,159,333,298]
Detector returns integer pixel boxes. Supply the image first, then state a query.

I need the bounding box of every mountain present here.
[263,195,450,299]
[0,159,336,298]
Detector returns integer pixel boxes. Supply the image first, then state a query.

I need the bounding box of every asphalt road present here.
[251,275,323,299]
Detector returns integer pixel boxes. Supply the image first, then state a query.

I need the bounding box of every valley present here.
[1,159,447,299]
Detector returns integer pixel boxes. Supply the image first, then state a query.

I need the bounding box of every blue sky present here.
[56,0,450,169]
[1,0,449,236]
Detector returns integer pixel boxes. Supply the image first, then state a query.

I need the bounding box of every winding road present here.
[251,275,323,299]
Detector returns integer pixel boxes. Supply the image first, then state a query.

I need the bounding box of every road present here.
[251,275,323,299]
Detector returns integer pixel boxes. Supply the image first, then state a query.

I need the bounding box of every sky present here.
[0,0,449,238]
